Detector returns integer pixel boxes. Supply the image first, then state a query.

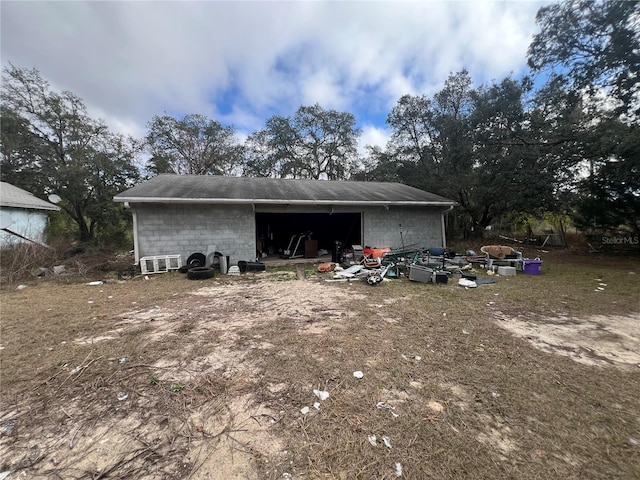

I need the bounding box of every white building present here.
[0,182,60,245]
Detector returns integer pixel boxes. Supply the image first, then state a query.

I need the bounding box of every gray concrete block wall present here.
[362,206,444,249]
[133,204,256,265]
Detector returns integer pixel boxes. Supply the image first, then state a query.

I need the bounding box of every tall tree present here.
[244,104,361,180]
[529,0,640,237]
[145,114,244,176]
[385,70,474,194]
[0,65,140,242]
[573,119,640,237]
[384,72,558,236]
[0,105,49,193]
[528,0,640,119]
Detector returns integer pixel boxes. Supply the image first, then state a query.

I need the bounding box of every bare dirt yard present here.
[1,249,639,479]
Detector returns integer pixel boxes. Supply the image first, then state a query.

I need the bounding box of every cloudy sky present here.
[1,0,554,151]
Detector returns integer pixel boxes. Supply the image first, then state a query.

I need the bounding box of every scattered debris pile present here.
[318,245,532,287]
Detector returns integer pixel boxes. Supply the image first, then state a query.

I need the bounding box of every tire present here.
[178,265,191,274]
[187,266,215,280]
[186,253,206,267]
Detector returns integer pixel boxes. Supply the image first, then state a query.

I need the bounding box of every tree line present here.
[1,0,638,243]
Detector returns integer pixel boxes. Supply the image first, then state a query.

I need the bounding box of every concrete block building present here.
[114,175,455,266]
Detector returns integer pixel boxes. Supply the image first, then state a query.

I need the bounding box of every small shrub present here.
[0,242,60,285]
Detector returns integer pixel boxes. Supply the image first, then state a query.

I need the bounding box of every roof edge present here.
[1,203,61,211]
[113,197,456,207]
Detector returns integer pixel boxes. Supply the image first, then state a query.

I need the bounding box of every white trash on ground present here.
[458,278,477,288]
[313,389,330,401]
[376,401,400,418]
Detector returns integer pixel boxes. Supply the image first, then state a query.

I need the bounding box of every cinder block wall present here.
[362,206,444,249]
[133,204,256,265]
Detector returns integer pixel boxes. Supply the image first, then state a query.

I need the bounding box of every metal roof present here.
[0,182,61,211]
[114,175,455,207]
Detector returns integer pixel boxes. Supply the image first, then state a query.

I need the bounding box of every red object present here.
[363,247,392,258]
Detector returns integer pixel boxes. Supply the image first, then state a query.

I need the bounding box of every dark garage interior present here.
[255,212,361,258]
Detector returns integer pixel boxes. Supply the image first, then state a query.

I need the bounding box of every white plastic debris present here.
[117,392,128,401]
[491,391,500,398]
[414,355,422,361]
[462,329,470,335]
[118,357,126,364]
[282,473,292,479]
[16,285,27,290]
[394,462,403,477]
[313,402,321,410]
[53,265,66,275]
[458,278,477,288]
[313,389,330,401]
[334,265,364,278]
[367,434,378,446]
[87,281,103,286]
[300,406,310,415]
[382,436,392,448]
[376,402,398,417]
[353,370,364,379]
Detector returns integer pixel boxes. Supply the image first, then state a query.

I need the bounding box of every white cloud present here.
[359,124,391,155]
[1,0,553,141]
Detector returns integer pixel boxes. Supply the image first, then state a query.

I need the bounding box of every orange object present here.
[317,262,335,272]
[363,247,392,258]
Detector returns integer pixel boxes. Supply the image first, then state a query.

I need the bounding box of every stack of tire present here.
[179,253,215,280]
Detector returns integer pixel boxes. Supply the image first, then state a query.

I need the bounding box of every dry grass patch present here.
[1,251,639,479]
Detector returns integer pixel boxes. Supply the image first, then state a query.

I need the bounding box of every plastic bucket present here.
[522,258,543,275]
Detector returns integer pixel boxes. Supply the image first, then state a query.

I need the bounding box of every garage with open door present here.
[114,175,456,266]
[255,211,361,258]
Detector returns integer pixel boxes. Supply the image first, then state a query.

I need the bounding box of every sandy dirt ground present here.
[492,311,640,369]
[1,272,638,479]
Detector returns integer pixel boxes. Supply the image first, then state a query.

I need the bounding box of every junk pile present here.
[322,244,539,287]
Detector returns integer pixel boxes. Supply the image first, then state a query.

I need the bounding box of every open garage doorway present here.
[255,212,361,258]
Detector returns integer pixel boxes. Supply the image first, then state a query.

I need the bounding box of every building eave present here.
[113,197,456,207]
